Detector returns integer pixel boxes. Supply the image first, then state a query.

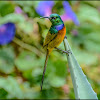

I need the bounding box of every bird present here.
[40,13,70,91]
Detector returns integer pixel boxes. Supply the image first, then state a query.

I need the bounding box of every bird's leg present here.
[55,47,72,56]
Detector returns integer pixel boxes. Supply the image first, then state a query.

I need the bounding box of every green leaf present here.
[53,60,67,77]
[63,38,98,99]
[84,40,100,53]
[72,47,98,65]
[0,76,24,99]
[87,32,100,43]
[15,51,40,71]
[18,22,33,34]
[0,88,8,99]
[0,77,39,99]
[43,59,67,88]
[0,46,15,74]
[78,4,100,25]
[0,2,15,17]
[0,13,25,24]
[49,75,66,87]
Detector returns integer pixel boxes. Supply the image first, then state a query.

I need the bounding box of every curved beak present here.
[40,16,50,19]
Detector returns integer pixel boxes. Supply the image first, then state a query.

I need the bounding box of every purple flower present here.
[36,1,54,16]
[71,29,78,36]
[15,6,23,14]
[0,22,16,45]
[36,1,80,26]
[61,1,80,26]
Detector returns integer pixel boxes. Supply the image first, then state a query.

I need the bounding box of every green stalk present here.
[63,37,98,99]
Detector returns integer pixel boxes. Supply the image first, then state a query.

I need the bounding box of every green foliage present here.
[0,76,39,99]
[0,46,15,73]
[15,51,39,71]
[0,13,25,24]
[0,1,100,99]
[0,2,15,16]
[78,4,100,25]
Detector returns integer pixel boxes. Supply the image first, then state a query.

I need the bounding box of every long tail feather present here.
[41,49,49,91]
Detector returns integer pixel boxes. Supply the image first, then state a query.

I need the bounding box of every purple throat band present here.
[55,24,64,31]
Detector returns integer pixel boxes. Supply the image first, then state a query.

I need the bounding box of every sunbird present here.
[40,13,70,91]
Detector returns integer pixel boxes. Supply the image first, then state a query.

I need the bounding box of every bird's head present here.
[40,13,64,26]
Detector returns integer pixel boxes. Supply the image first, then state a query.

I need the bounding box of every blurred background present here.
[0,1,100,99]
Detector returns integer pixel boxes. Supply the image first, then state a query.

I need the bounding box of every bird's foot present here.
[55,47,72,56]
[62,50,72,56]
[64,36,67,39]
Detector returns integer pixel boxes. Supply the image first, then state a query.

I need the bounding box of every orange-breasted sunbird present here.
[40,13,70,90]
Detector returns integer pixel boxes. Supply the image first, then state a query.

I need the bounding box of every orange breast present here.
[47,26,66,50]
[57,26,66,42]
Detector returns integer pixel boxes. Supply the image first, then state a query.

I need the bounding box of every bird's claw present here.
[64,36,67,39]
[62,50,72,56]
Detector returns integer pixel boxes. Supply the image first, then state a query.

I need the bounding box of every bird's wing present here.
[43,31,57,48]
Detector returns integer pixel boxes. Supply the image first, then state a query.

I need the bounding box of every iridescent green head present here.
[40,13,64,26]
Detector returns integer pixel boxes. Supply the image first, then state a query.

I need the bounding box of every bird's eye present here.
[54,17,56,19]
[52,17,56,20]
